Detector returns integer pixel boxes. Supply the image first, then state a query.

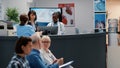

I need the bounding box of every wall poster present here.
[58,3,75,27]
[94,0,106,12]
[94,13,106,32]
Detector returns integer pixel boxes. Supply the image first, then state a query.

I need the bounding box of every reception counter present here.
[0,33,106,68]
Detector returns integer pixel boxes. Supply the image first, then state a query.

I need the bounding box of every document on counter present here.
[59,60,74,68]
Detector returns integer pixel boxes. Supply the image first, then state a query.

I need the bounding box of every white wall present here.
[107,0,120,19]
[2,0,32,20]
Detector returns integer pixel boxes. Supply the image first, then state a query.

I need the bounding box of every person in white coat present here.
[47,12,65,35]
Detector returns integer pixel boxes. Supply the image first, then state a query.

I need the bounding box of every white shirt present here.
[40,49,74,68]
[47,21,65,35]
[40,48,56,65]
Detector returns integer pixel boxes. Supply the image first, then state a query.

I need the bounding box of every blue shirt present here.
[26,49,59,68]
[16,25,35,37]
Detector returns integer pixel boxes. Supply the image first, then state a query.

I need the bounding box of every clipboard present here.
[59,61,74,68]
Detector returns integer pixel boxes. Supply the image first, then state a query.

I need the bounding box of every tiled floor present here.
[107,46,120,68]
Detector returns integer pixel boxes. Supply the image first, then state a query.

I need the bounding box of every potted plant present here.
[6,8,19,23]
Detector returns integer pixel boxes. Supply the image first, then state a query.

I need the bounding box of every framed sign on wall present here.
[94,13,106,32]
[58,3,75,27]
[94,0,106,12]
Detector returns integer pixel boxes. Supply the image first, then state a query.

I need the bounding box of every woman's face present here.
[42,39,51,50]
[30,13,36,20]
[22,42,32,55]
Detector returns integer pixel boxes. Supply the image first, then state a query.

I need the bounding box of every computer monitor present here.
[37,26,58,35]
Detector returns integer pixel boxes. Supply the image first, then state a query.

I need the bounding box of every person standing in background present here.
[7,36,32,68]
[16,13,35,37]
[47,12,65,35]
[28,10,37,31]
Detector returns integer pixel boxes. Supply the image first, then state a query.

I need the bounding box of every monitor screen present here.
[30,7,62,23]
[37,26,58,35]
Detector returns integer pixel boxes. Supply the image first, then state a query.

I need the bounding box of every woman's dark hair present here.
[56,11,62,22]
[28,10,37,21]
[19,14,28,26]
[15,36,32,54]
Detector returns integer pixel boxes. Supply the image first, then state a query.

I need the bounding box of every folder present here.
[59,61,74,68]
